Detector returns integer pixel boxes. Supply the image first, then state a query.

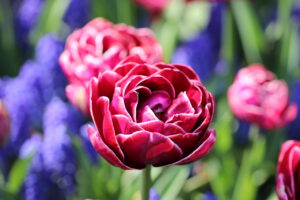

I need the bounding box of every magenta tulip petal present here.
[157,68,191,95]
[96,97,124,159]
[138,106,159,122]
[276,141,300,200]
[110,87,131,118]
[117,131,183,168]
[98,71,122,99]
[112,114,143,134]
[124,90,138,121]
[164,92,194,120]
[139,91,171,114]
[169,131,202,155]
[166,113,200,132]
[173,129,216,165]
[87,126,131,169]
[173,64,199,81]
[139,120,185,136]
[138,75,175,99]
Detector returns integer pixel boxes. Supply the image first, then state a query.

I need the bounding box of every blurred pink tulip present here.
[228,64,297,130]
[60,18,162,115]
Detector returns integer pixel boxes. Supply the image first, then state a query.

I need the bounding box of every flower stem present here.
[141,165,151,200]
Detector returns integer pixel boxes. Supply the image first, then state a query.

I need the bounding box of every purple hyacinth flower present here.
[171,2,225,82]
[34,34,67,99]
[288,81,300,140]
[43,97,84,135]
[19,134,43,159]
[63,0,90,30]
[202,192,218,200]
[22,128,77,200]
[14,0,46,48]
[150,188,160,200]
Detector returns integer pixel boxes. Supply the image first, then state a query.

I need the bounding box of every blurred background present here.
[0,0,299,199]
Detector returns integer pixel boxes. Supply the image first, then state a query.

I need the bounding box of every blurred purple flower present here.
[14,0,46,48]
[234,120,251,145]
[22,129,76,200]
[202,192,218,200]
[80,124,100,164]
[288,81,300,140]
[150,188,160,200]
[171,2,225,82]
[23,98,79,199]
[19,134,42,159]
[43,97,83,135]
[63,0,90,30]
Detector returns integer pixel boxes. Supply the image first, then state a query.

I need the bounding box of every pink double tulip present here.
[88,56,216,169]
[228,64,297,130]
[0,100,10,146]
[276,140,300,200]
[60,18,162,114]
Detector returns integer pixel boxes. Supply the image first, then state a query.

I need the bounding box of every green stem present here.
[141,165,151,200]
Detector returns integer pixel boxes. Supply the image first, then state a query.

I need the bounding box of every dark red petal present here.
[112,114,142,134]
[95,97,124,159]
[173,64,200,81]
[166,113,200,132]
[124,90,138,121]
[138,106,159,122]
[139,120,185,136]
[98,71,122,100]
[137,75,175,99]
[116,131,150,169]
[164,92,195,120]
[87,125,132,170]
[187,84,202,108]
[110,87,131,118]
[116,131,183,168]
[156,68,191,95]
[194,103,213,132]
[169,131,203,155]
[172,129,216,165]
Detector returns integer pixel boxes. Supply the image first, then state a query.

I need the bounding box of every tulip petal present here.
[87,125,131,170]
[95,97,124,159]
[172,129,216,165]
[98,71,122,100]
[110,87,131,118]
[139,120,185,136]
[117,131,183,168]
[164,92,194,120]
[166,113,200,132]
[138,75,175,98]
[112,114,142,134]
[169,132,203,155]
[156,68,191,96]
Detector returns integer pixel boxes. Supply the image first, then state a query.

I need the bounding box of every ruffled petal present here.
[117,131,183,168]
[139,120,185,136]
[172,129,216,165]
[94,97,124,159]
[87,126,131,169]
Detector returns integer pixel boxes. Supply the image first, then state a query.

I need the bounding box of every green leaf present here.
[179,2,210,40]
[231,1,265,63]
[7,157,33,193]
[31,0,71,44]
[160,166,189,200]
